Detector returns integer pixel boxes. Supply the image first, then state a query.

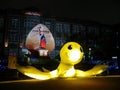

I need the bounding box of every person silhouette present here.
[40,34,46,49]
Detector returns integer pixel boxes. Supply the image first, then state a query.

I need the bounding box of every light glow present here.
[38,49,48,56]
[25,11,41,16]
[5,41,8,47]
[65,68,75,77]
[20,42,23,48]
[69,49,80,62]
[50,70,58,77]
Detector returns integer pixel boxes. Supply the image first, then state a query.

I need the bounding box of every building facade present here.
[0,8,119,72]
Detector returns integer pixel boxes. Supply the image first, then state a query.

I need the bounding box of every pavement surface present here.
[0,75,120,90]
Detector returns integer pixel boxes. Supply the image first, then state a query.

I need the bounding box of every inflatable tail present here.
[16,64,56,80]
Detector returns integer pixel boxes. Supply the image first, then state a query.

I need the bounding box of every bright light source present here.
[38,49,48,56]
[20,42,23,48]
[5,41,8,47]
[69,49,80,62]
[24,11,41,16]
[89,48,91,51]
[112,56,117,59]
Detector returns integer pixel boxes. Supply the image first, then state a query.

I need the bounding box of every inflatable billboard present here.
[25,24,55,53]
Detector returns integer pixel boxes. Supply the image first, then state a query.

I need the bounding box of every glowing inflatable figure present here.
[16,42,108,80]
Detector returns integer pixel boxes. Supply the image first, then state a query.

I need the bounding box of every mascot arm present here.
[75,64,108,77]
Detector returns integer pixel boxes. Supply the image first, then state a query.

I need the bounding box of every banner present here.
[25,24,55,52]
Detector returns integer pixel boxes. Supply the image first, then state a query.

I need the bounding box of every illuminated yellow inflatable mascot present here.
[16,42,108,80]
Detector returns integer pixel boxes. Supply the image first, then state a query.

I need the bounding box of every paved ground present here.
[0,75,120,90]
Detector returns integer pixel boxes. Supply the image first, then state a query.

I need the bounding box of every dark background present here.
[0,0,120,25]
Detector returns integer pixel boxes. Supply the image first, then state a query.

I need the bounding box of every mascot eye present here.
[68,45,72,50]
[80,47,83,52]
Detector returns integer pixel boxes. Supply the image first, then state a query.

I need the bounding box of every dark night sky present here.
[0,0,120,25]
